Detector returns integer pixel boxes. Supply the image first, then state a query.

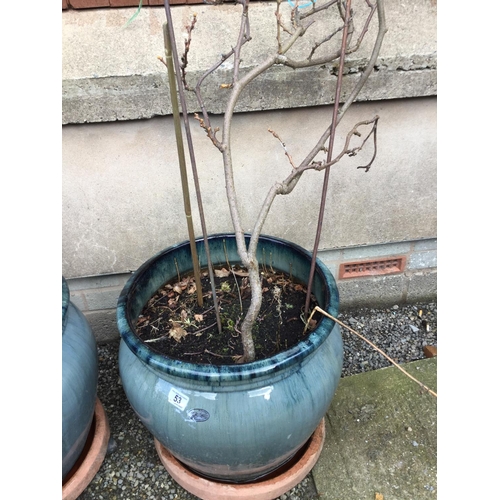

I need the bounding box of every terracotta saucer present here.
[62,398,110,500]
[155,418,325,500]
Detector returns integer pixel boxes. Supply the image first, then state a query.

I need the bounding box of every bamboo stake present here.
[304,0,352,315]
[163,22,204,307]
[163,7,222,334]
[304,306,437,398]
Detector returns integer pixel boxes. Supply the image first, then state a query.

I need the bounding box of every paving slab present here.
[312,357,437,500]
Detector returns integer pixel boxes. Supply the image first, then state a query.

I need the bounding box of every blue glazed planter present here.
[62,277,99,480]
[117,234,343,483]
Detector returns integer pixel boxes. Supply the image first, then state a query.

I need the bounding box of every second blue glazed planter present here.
[62,276,99,480]
[117,234,343,483]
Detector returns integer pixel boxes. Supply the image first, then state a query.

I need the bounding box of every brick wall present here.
[63,0,258,9]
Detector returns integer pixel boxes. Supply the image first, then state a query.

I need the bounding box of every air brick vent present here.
[339,256,406,279]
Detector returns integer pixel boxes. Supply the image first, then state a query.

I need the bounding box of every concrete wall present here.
[62,1,437,341]
[62,1,437,123]
[63,97,436,277]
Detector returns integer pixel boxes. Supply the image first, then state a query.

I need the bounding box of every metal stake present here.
[163,3,222,333]
[304,0,353,316]
[163,22,204,307]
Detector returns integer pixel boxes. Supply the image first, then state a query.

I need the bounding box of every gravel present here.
[338,301,437,377]
[77,301,437,500]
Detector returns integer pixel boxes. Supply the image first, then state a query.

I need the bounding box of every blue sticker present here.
[187,408,210,422]
[287,0,316,9]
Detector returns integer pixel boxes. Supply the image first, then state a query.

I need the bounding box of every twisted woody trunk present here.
[165,0,387,362]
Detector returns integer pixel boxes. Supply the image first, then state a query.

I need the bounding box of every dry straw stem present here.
[305,306,437,398]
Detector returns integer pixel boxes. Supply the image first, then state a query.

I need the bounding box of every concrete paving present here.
[313,357,437,500]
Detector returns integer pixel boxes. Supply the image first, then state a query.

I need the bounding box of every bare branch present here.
[282,0,387,174]
[299,118,379,180]
[281,0,380,70]
[306,306,437,398]
[268,128,297,169]
[248,115,379,260]
[290,1,299,30]
[356,117,378,172]
[342,0,378,55]
[312,116,379,172]
[180,14,197,91]
[247,2,387,329]
[194,113,221,151]
[299,0,339,19]
[275,0,294,54]
[336,0,387,118]
[232,0,251,84]
[307,24,344,61]
[174,0,388,362]
[190,2,252,152]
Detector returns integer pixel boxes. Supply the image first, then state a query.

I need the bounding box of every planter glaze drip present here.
[62,277,99,480]
[117,235,343,483]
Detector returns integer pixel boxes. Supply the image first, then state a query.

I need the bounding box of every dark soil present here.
[135,266,318,365]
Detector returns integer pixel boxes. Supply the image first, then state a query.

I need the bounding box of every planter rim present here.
[117,234,339,383]
[62,276,70,332]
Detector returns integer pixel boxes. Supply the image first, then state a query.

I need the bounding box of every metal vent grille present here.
[339,256,406,279]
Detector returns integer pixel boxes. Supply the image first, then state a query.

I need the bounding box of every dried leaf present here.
[232,355,245,364]
[180,310,188,320]
[187,285,197,294]
[232,269,249,277]
[194,314,204,322]
[294,284,305,292]
[308,319,317,330]
[173,284,183,294]
[169,324,188,342]
[215,268,230,278]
